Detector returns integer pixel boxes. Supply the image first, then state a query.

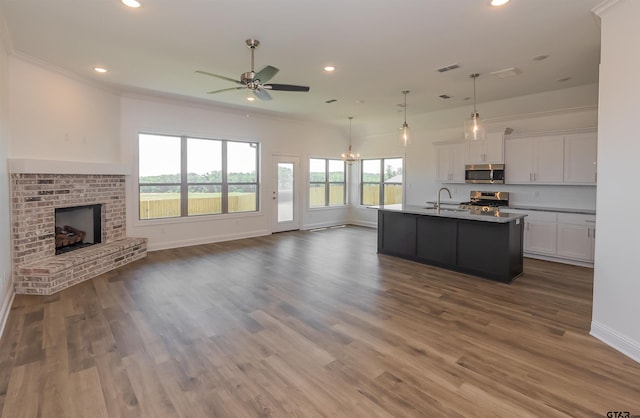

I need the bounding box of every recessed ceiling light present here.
[93,67,107,73]
[557,77,572,83]
[121,0,141,8]
[247,97,255,101]
[532,55,550,61]
[325,99,337,103]
[324,66,336,72]
[490,0,510,6]
[439,94,451,99]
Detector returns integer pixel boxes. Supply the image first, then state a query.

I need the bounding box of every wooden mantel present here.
[8,158,130,175]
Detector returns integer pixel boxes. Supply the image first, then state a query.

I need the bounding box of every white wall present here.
[8,56,121,163]
[349,85,599,227]
[121,94,349,250]
[0,10,14,337]
[591,0,640,362]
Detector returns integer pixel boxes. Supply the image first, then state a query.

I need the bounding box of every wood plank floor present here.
[1,225,639,417]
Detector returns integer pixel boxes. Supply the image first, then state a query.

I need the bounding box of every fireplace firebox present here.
[54,204,102,254]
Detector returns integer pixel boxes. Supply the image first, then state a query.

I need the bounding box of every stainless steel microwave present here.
[465,164,505,184]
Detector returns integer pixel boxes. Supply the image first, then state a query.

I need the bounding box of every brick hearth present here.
[10,171,147,295]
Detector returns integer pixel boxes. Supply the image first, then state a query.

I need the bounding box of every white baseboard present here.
[346,220,377,229]
[590,320,640,364]
[524,252,594,268]
[147,229,271,251]
[0,285,15,341]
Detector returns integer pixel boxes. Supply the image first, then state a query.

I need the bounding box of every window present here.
[139,133,259,220]
[309,158,346,207]
[360,158,403,205]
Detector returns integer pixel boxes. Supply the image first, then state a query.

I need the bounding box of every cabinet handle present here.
[593,228,596,239]
[587,229,590,238]
[529,173,533,182]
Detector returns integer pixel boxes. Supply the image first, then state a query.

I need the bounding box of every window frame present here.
[359,157,404,206]
[309,157,347,208]
[138,132,260,221]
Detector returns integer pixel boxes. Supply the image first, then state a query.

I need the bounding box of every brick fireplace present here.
[9,160,147,295]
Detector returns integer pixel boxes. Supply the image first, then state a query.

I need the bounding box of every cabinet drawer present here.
[524,211,557,222]
[557,213,596,225]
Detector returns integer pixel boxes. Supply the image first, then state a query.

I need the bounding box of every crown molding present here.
[592,0,622,17]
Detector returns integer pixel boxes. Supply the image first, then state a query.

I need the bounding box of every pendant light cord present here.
[402,90,409,124]
[471,73,479,115]
[348,116,353,149]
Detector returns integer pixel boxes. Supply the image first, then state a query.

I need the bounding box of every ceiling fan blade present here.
[195,70,242,85]
[253,88,272,101]
[254,65,279,84]
[208,86,245,94]
[265,83,310,92]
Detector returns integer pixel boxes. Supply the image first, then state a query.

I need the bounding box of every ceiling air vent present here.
[325,99,337,103]
[490,67,523,79]
[437,63,460,73]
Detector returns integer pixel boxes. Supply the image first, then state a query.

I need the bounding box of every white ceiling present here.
[1,0,602,127]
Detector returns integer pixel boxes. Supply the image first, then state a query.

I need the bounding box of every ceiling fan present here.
[196,39,310,101]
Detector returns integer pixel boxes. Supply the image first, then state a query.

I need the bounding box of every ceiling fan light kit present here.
[464,73,486,141]
[400,90,411,147]
[196,39,310,101]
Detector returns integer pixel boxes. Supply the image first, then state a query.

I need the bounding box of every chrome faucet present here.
[436,187,452,210]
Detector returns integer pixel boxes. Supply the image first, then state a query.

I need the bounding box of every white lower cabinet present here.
[556,213,596,262]
[522,211,557,255]
[502,209,595,265]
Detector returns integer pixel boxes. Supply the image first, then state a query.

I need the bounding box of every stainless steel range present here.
[459,191,509,213]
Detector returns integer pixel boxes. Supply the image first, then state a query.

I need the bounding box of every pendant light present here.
[464,73,486,141]
[400,90,410,147]
[341,116,360,164]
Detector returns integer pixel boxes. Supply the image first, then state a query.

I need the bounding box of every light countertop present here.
[507,205,596,215]
[370,204,527,224]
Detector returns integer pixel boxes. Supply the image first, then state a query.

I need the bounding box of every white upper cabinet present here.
[465,131,504,164]
[435,142,465,183]
[505,130,597,185]
[564,132,597,184]
[505,135,564,184]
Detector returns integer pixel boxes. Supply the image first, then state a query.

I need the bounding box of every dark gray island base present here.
[375,205,526,283]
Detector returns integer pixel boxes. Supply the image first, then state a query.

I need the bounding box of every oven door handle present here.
[490,169,494,182]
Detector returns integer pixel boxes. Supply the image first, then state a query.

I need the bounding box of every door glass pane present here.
[278,163,294,222]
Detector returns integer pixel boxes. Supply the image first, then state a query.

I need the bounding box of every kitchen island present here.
[374,204,527,283]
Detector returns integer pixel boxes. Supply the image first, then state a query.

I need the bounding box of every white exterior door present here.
[272,155,300,233]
